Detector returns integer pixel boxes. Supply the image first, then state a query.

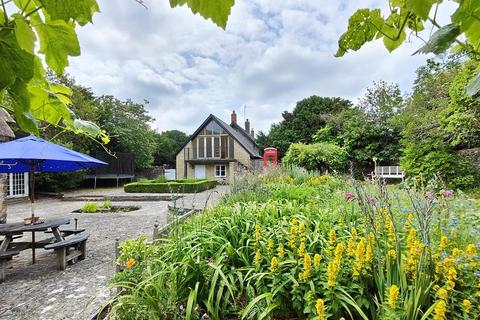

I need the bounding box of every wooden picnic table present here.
[0,217,70,263]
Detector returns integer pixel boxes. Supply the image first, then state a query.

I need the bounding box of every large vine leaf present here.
[414,24,460,54]
[0,31,34,91]
[452,0,480,50]
[335,9,383,57]
[37,0,100,26]
[14,16,36,54]
[169,0,235,29]
[405,0,437,20]
[7,80,38,134]
[32,15,81,75]
[466,70,480,97]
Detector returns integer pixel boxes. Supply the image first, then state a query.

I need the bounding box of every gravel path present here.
[0,186,228,320]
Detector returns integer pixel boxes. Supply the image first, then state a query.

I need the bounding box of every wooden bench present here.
[44,232,89,270]
[0,251,20,282]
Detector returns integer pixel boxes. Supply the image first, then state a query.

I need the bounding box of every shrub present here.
[102,200,112,209]
[80,202,99,213]
[153,175,168,183]
[124,179,217,193]
[282,142,348,173]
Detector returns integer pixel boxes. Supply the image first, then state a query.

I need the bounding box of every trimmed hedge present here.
[124,179,217,193]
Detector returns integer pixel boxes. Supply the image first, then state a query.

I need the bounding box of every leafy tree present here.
[400,56,479,189]
[96,96,157,169]
[335,0,480,97]
[266,96,352,157]
[154,130,188,167]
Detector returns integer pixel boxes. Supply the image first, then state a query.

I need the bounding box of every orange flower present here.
[125,258,136,269]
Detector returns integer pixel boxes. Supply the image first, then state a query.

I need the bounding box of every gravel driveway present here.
[0,186,228,320]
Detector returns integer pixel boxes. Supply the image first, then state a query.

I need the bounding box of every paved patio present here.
[0,186,228,320]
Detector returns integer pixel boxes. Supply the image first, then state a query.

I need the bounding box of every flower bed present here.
[124,179,217,193]
[110,173,480,320]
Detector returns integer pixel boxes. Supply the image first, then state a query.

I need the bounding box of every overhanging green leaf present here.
[405,0,437,20]
[466,69,480,97]
[14,16,36,53]
[33,15,81,74]
[414,24,460,55]
[38,0,100,26]
[169,0,235,29]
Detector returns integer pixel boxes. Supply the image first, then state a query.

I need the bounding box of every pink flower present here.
[440,189,453,197]
[344,192,356,201]
[367,196,376,207]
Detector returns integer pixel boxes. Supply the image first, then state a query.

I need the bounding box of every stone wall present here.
[135,166,165,180]
[0,174,6,224]
[457,148,480,172]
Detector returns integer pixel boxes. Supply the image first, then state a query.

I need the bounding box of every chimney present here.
[231,110,237,125]
[250,128,255,138]
[245,118,250,133]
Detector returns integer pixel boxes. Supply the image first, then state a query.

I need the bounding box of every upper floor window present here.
[196,121,230,159]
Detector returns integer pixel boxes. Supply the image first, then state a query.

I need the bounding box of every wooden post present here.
[153,223,158,241]
[56,247,67,270]
[114,238,120,273]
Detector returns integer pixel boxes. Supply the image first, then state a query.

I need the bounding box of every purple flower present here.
[440,189,454,197]
[367,196,376,207]
[344,192,356,201]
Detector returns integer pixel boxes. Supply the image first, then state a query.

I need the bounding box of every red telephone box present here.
[263,148,278,168]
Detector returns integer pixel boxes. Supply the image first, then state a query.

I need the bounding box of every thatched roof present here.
[0,108,15,138]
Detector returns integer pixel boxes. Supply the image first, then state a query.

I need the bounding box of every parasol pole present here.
[29,162,36,264]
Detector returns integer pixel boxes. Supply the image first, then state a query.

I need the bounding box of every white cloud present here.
[67,0,433,134]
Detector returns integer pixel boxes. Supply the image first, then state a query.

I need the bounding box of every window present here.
[215,165,226,178]
[196,120,230,159]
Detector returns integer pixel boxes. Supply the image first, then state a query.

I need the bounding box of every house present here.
[0,108,16,223]
[176,111,262,183]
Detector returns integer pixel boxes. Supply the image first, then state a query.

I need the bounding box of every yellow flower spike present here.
[438,288,448,300]
[452,248,462,258]
[125,258,136,269]
[387,285,399,309]
[313,253,322,269]
[299,223,306,243]
[327,243,345,288]
[298,241,306,257]
[439,234,448,250]
[462,299,472,313]
[466,244,476,256]
[301,253,312,280]
[270,256,278,272]
[365,244,373,271]
[353,237,366,277]
[289,219,298,250]
[254,250,261,267]
[388,249,397,261]
[254,223,260,247]
[328,228,336,252]
[277,244,285,258]
[351,226,357,241]
[433,300,447,320]
[347,238,356,257]
[315,298,325,320]
[267,239,274,256]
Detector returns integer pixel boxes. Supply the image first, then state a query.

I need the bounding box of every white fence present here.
[374,166,404,179]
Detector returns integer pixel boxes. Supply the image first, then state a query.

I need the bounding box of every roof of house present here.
[0,108,15,138]
[178,114,261,159]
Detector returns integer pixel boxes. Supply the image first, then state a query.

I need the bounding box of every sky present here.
[67,0,435,134]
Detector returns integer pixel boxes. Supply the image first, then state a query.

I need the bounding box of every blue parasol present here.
[0,135,107,263]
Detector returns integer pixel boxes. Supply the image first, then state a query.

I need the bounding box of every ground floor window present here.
[215,164,226,178]
[6,172,29,198]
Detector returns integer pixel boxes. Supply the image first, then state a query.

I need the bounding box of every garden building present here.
[176,111,262,183]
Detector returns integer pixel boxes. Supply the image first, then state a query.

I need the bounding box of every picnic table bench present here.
[0,218,89,281]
